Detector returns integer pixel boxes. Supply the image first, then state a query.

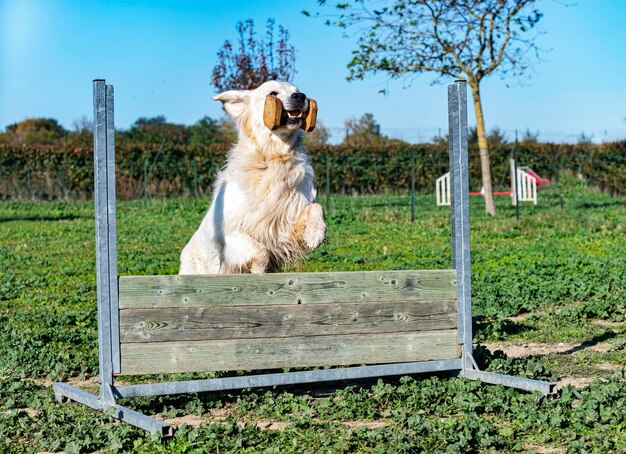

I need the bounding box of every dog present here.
[179,81,326,275]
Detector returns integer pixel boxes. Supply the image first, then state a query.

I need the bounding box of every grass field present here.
[1,186,625,452]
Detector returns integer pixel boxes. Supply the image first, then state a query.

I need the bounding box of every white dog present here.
[179,81,326,274]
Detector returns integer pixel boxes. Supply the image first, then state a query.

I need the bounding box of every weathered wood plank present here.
[120,300,457,342]
[119,270,456,309]
[119,330,460,375]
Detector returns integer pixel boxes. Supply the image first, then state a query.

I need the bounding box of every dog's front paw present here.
[303,203,326,250]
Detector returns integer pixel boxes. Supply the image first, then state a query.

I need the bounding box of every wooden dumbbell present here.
[263,96,317,132]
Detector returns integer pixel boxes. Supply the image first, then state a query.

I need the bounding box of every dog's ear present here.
[213,90,250,120]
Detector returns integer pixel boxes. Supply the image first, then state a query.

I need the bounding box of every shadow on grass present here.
[115,370,456,416]
[0,214,83,223]
[473,316,533,341]
[575,200,626,210]
[334,200,412,209]
[558,329,626,356]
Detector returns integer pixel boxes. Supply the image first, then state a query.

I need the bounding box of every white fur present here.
[179,81,326,275]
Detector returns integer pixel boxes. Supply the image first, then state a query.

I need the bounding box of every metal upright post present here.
[93,80,116,403]
[54,80,173,436]
[448,80,472,370]
[105,84,121,374]
[446,81,555,394]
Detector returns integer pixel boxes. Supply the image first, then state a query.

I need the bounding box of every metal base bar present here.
[108,404,174,437]
[54,382,102,409]
[114,359,464,399]
[462,369,556,395]
[54,358,554,437]
[54,383,173,436]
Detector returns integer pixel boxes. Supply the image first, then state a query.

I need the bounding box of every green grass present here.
[1,188,625,452]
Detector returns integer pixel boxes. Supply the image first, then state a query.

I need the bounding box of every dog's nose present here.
[291,92,306,104]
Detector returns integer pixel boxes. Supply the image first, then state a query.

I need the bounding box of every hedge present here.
[0,141,624,200]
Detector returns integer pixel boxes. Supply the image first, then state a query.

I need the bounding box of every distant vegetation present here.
[1,113,624,201]
[1,136,624,201]
[0,115,238,148]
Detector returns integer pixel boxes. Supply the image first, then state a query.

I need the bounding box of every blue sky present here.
[1,0,625,143]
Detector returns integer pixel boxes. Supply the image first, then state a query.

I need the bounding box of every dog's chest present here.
[252,158,312,201]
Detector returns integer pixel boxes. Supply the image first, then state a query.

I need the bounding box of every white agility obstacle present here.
[511,159,538,205]
[435,159,542,207]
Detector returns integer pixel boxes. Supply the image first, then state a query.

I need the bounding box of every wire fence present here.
[0,141,624,203]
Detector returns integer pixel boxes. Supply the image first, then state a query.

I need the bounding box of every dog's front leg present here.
[295,203,326,250]
[221,231,270,273]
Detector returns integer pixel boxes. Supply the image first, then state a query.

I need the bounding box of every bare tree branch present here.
[212,18,296,92]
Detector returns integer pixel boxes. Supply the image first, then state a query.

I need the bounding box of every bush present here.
[1,141,624,200]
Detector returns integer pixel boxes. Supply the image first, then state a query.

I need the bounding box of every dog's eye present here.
[269,91,279,96]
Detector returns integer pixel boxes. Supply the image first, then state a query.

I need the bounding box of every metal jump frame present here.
[53,79,555,435]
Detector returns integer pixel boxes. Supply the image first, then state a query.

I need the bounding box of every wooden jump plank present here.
[120,300,457,342]
[119,270,456,309]
[119,330,460,375]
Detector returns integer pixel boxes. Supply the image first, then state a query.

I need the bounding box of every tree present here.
[4,118,67,144]
[521,128,540,143]
[487,126,508,145]
[309,0,543,215]
[217,118,238,145]
[469,126,479,145]
[577,131,593,144]
[212,18,296,92]
[431,133,448,146]
[469,126,507,145]
[66,115,94,147]
[72,115,93,134]
[123,116,189,144]
[343,113,389,146]
[189,116,222,146]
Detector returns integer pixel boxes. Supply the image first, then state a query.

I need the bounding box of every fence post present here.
[26,163,33,200]
[143,157,149,205]
[511,130,520,220]
[93,80,120,402]
[410,152,416,223]
[192,158,199,199]
[325,150,330,211]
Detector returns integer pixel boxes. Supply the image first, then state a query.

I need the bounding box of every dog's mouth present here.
[285,110,305,129]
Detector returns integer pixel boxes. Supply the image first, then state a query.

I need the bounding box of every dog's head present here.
[213,81,315,146]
